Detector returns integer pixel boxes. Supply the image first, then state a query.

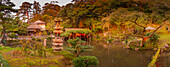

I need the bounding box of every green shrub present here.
[32,38,42,41]
[67,38,86,48]
[8,33,17,38]
[67,38,81,48]
[46,37,52,40]
[96,34,100,39]
[72,56,99,67]
[0,35,2,37]
[145,32,160,45]
[36,38,41,41]
[36,42,44,57]
[32,37,36,41]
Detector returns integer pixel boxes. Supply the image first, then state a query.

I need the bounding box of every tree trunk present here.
[1,26,6,45]
[108,24,110,31]
[27,12,29,24]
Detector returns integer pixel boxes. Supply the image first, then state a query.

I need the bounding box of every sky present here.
[11,0,72,9]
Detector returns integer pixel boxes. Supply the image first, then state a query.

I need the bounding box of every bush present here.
[0,35,2,37]
[36,42,44,57]
[145,32,160,45]
[32,37,36,41]
[36,38,41,41]
[8,33,17,38]
[46,37,52,40]
[67,38,86,48]
[32,38,42,41]
[72,56,99,67]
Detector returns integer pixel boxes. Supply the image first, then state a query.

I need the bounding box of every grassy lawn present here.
[0,46,72,67]
[156,25,170,44]
[2,52,63,67]
[159,34,170,44]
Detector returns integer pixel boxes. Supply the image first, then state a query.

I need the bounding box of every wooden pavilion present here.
[27,20,46,36]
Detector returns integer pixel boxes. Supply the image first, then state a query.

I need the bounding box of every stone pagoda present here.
[52,19,63,52]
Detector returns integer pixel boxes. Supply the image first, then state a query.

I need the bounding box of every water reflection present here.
[157,52,170,67]
[82,42,156,67]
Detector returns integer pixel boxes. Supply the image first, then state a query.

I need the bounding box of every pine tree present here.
[0,0,17,45]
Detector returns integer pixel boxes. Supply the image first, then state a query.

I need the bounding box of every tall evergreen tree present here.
[42,1,60,17]
[17,2,32,23]
[0,0,17,45]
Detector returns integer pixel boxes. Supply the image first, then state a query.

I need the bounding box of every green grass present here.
[0,46,64,67]
[0,54,10,67]
[5,56,62,67]
[0,46,21,52]
[0,46,21,67]
[156,25,170,43]
[159,34,170,44]
[57,50,75,60]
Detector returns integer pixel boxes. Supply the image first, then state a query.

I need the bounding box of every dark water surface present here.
[158,52,170,67]
[81,42,170,67]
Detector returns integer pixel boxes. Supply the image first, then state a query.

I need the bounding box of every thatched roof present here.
[34,20,45,24]
[27,29,36,31]
[27,24,42,29]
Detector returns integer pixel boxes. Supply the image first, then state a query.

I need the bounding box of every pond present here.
[158,52,170,67]
[81,42,170,67]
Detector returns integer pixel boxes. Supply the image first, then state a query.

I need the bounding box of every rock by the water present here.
[135,48,139,51]
[165,44,169,48]
[126,46,130,48]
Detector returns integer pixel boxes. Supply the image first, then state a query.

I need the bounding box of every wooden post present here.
[1,63,3,67]
[44,39,47,49]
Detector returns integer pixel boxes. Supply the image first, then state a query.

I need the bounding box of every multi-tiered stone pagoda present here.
[52,19,63,52]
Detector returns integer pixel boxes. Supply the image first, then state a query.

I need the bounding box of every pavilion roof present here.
[27,24,42,29]
[34,20,45,24]
[27,29,36,31]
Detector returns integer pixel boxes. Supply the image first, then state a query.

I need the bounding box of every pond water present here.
[157,52,170,67]
[81,42,170,67]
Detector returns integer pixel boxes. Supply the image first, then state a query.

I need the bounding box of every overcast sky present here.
[11,0,72,9]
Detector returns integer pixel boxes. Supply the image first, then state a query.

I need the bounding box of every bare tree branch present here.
[125,17,146,28]
[148,18,169,38]
[126,26,143,38]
